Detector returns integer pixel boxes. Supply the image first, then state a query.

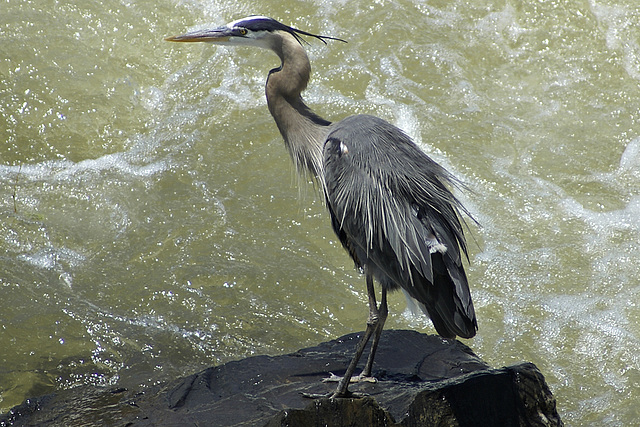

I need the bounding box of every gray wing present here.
[323,115,477,339]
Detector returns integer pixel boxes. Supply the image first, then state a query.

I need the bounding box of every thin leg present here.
[359,286,388,378]
[331,274,379,398]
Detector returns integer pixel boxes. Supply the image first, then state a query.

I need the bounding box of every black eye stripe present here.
[231,16,346,45]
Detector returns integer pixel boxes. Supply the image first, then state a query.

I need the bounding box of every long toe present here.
[321,372,377,384]
[321,372,344,383]
[354,373,377,383]
[330,389,360,399]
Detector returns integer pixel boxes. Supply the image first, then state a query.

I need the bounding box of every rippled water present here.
[2,0,640,425]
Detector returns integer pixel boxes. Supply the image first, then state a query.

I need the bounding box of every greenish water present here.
[2,0,640,424]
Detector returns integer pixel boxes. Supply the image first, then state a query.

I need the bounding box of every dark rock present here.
[0,330,563,426]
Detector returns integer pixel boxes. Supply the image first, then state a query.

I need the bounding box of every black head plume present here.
[229,16,347,45]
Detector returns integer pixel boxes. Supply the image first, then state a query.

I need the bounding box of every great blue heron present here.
[166,15,477,398]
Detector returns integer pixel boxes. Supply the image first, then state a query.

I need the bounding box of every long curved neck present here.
[265,31,330,184]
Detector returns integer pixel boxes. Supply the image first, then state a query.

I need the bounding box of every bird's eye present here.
[239,28,248,35]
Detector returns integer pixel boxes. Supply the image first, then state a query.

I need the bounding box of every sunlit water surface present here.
[2,0,640,425]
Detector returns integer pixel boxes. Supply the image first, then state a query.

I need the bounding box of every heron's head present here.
[165,15,345,50]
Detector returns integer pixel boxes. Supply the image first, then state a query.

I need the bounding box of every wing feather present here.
[323,114,477,339]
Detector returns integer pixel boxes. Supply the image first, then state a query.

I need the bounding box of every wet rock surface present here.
[0,330,563,426]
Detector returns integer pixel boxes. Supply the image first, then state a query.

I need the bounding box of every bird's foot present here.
[321,372,377,384]
[302,372,376,399]
[301,389,362,399]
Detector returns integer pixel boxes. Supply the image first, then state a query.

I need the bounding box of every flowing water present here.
[2,0,640,425]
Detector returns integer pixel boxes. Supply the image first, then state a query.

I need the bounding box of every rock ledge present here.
[1,330,563,426]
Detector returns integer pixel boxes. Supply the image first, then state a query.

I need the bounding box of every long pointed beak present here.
[165,27,234,43]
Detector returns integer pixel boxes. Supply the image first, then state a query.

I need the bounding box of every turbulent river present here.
[2,0,640,425]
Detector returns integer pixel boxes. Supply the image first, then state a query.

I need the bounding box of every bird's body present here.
[167,16,477,397]
[324,115,476,339]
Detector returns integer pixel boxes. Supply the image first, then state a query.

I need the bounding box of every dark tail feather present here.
[417,253,477,339]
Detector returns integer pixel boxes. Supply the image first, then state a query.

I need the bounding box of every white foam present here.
[18,247,86,288]
[589,0,640,81]
[619,136,640,172]
[562,191,640,237]
[0,146,166,183]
